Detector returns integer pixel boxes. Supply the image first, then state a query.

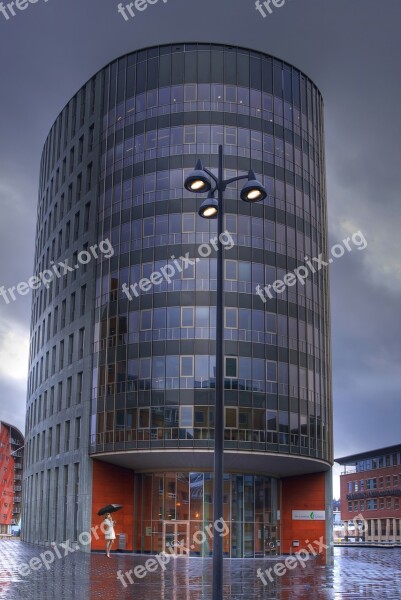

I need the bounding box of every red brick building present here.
[336,444,401,543]
[0,422,24,535]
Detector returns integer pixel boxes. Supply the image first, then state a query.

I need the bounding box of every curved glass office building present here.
[23,43,333,558]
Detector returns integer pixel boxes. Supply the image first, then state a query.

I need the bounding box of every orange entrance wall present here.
[91,460,135,551]
[281,471,327,559]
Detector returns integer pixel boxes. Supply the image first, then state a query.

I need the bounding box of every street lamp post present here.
[185,145,267,600]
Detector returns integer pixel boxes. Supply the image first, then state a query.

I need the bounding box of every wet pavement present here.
[0,540,400,600]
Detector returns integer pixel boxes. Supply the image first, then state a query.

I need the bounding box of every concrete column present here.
[354,519,359,541]
[366,519,371,542]
[393,518,397,542]
[377,519,382,542]
[343,519,349,540]
[386,518,391,542]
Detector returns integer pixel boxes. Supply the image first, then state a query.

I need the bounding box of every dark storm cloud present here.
[0,0,400,487]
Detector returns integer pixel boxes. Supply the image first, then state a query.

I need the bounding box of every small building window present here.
[225,357,237,378]
[225,407,238,429]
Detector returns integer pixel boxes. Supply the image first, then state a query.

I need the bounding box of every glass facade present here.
[91,43,331,463]
[136,472,279,558]
[24,43,332,554]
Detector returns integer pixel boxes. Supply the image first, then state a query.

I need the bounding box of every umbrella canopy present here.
[97,504,123,516]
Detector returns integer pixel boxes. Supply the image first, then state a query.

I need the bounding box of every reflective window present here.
[181,307,194,327]
[225,308,238,328]
[180,356,194,377]
[225,357,238,378]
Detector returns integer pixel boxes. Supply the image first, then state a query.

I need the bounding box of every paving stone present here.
[0,540,400,600]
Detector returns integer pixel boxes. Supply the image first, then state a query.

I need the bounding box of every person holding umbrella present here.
[103,512,116,557]
[98,504,123,557]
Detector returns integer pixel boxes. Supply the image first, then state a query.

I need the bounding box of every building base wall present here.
[281,471,330,562]
[89,462,331,559]
[91,460,135,552]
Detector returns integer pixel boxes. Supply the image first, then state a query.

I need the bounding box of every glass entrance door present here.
[264,524,278,556]
[162,521,190,555]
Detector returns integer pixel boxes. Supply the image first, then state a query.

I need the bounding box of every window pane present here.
[225,408,237,428]
[225,357,237,378]
[181,356,194,377]
[180,406,193,427]
[182,307,194,327]
[225,308,238,328]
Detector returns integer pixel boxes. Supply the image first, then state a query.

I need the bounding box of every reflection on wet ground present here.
[0,540,400,599]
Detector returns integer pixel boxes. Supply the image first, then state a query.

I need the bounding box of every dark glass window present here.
[239,262,251,282]
[139,358,151,379]
[283,67,292,102]
[181,307,194,327]
[225,308,237,328]
[117,68,126,103]
[197,51,211,84]
[250,57,261,90]
[195,356,209,383]
[166,356,179,378]
[141,310,152,330]
[184,52,197,83]
[156,215,168,235]
[293,70,300,108]
[267,361,277,381]
[143,217,154,237]
[182,213,195,233]
[211,51,224,83]
[152,357,165,377]
[159,55,171,87]
[267,411,277,431]
[239,309,251,331]
[181,356,194,377]
[147,57,159,90]
[252,310,264,332]
[167,307,180,328]
[225,357,237,378]
[171,52,184,85]
[224,51,237,85]
[262,58,273,94]
[153,308,166,330]
[273,61,283,98]
[136,61,147,94]
[225,260,237,280]
[195,307,209,328]
[237,53,249,87]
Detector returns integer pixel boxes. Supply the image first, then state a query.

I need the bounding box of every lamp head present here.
[198,193,218,219]
[184,160,212,193]
[240,169,267,202]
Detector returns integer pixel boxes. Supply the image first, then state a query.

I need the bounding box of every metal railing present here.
[90,428,311,450]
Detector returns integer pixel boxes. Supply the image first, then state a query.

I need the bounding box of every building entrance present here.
[162,521,190,555]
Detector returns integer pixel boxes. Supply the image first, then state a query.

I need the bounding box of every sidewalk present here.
[0,539,400,599]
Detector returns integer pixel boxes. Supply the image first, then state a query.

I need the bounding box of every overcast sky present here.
[0,0,400,497]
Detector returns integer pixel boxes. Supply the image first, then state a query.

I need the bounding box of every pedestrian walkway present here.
[0,539,400,599]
